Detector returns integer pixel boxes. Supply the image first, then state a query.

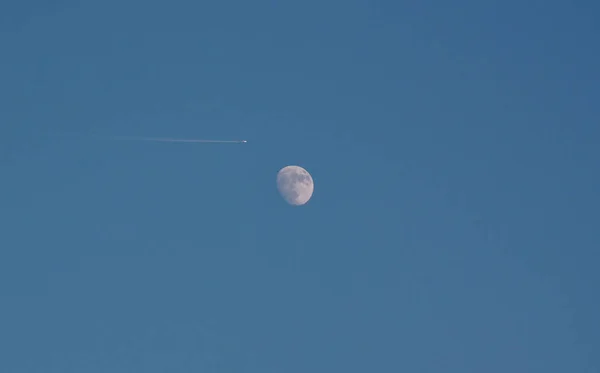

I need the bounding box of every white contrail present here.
[113,136,247,143]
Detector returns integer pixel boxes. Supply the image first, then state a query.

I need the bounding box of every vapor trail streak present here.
[113,136,246,143]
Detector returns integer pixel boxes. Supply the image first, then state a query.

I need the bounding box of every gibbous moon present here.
[276,165,314,206]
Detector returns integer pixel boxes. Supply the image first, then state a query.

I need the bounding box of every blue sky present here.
[1,0,598,371]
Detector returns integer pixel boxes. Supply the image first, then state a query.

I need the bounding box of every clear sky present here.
[1,0,598,372]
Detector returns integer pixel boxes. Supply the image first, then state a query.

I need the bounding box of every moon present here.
[276,165,314,206]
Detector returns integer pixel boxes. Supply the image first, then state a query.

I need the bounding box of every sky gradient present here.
[1,0,599,372]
